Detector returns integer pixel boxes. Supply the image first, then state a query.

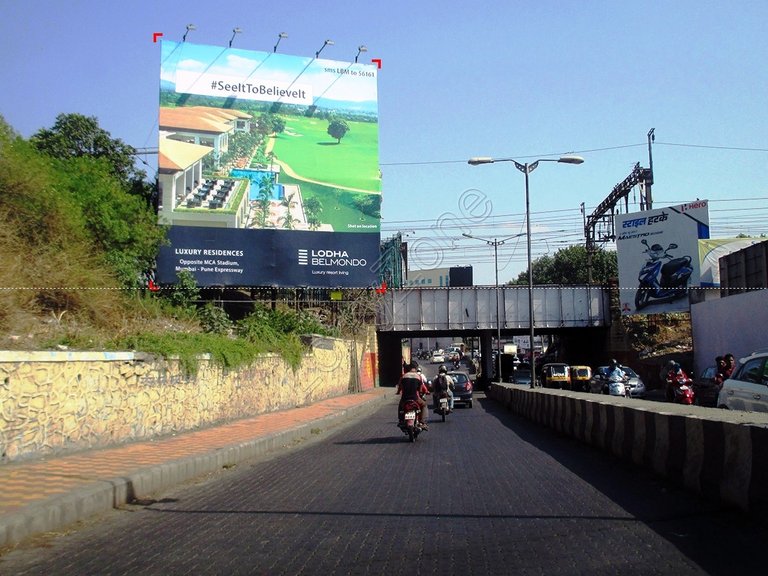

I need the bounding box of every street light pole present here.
[521,162,536,387]
[468,155,584,388]
[463,232,524,384]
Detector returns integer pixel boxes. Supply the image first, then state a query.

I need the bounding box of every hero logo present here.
[297,248,367,267]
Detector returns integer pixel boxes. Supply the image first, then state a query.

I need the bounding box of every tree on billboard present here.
[256,175,273,227]
[352,194,381,219]
[257,113,286,137]
[304,197,323,231]
[279,192,299,230]
[327,119,349,144]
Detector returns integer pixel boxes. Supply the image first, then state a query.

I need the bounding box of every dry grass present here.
[0,216,200,350]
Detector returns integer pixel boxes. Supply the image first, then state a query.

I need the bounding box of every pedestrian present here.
[714,355,726,390]
[723,353,736,379]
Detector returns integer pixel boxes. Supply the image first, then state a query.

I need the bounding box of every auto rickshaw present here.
[541,363,571,389]
[569,365,592,392]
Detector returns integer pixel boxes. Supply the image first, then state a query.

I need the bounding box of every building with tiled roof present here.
[159,106,253,167]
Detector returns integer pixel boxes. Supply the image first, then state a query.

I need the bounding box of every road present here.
[1,393,764,575]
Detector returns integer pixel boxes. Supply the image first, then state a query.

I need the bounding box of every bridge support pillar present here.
[479,331,494,389]
[377,332,404,387]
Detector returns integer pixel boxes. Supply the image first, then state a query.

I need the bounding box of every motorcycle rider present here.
[396,361,430,430]
[607,359,626,380]
[432,365,455,413]
[607,359,629,396]
[665,361,690,402]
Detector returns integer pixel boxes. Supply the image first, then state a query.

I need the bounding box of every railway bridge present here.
[376,285,613,386]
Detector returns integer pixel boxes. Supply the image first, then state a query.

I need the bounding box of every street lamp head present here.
[557,155,584,165]
[182,24,197,42]
[468,157,494,166]
[229,27,243,47]
[315,39,335,58]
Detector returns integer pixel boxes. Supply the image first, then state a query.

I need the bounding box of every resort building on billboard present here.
[159,106,252,168]
[158,133,250,229]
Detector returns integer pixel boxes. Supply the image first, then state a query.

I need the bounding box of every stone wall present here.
[1,334,376,463]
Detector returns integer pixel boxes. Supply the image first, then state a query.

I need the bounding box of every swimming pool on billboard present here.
[230,168,285,200]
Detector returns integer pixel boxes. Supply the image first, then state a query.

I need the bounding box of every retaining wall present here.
[0,332,377,463]
[488,383,768,512]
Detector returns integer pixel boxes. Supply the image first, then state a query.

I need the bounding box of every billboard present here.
[403,266,473,288]
[155,40,380,288]
[615,201,709,315]
[698,237,765,287]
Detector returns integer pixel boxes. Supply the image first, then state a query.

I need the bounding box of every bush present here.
[198,303,233,335]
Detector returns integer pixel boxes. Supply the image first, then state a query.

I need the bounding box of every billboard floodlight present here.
[355,45,368,63]
[315,39,334,58]
[182,24,196,42]
[229,27,243,47]
[273,32,288,53]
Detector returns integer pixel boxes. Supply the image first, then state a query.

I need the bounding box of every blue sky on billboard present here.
[162,42,378,107]
[1,0,766,285]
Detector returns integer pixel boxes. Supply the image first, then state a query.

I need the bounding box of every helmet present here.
[610,359,618,367]
[438,365,448,374]
[417,367,423,373]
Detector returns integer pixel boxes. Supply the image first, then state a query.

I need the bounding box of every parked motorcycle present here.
[397,399,423,442]
[635,239,693,310]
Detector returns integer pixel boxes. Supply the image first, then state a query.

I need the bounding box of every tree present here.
[509,245,617,285]
[30,113,149,199]
[56,156,166,289]
[327,119,349,144]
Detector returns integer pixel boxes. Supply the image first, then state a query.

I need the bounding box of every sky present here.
[2,0,766,285]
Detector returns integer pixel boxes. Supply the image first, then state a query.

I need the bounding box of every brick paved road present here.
[1,393,765,575]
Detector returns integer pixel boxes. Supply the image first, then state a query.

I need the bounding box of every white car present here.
[717,351,768,412]
[430,352,445,364]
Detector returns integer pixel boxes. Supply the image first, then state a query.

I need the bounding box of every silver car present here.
[717,351,768,412]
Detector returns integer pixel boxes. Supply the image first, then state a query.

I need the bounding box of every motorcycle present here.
[606,373,630,397]
[397,399,423,442]
[666,371,695,405]
[433,391,450,422]
[635,239,693,310]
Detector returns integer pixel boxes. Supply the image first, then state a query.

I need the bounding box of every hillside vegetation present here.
[0,115,339,371]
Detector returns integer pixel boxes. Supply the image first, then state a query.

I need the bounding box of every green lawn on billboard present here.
[277,172,380,232]
[272,116,380,192]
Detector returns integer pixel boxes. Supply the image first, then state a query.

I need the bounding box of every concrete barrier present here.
[487,383,768,512]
